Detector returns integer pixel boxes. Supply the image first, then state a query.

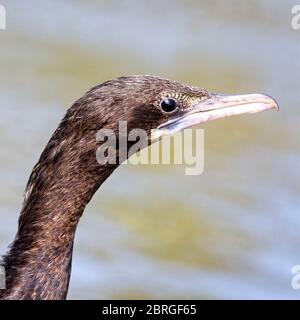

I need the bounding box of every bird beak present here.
[152,93,279,139]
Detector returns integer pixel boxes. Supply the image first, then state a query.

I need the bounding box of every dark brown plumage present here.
[0,75,278,300]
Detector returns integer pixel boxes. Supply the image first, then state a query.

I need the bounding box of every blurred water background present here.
[0,0,299,299]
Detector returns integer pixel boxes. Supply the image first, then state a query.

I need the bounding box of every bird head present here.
[57,75,279,168]
[80,75,278,139]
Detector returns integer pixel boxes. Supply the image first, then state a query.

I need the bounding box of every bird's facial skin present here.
[152,91,279,139]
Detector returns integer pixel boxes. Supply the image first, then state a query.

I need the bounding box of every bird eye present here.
[160,98,178,113]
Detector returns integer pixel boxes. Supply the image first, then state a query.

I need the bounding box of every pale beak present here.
[153,93,279,139]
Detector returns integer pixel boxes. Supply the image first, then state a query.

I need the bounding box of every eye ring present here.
[160,98,178,113]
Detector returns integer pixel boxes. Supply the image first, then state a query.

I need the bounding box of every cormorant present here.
[0,75,278,300]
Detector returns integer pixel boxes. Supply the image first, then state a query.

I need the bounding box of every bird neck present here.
[1,130,118,300]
